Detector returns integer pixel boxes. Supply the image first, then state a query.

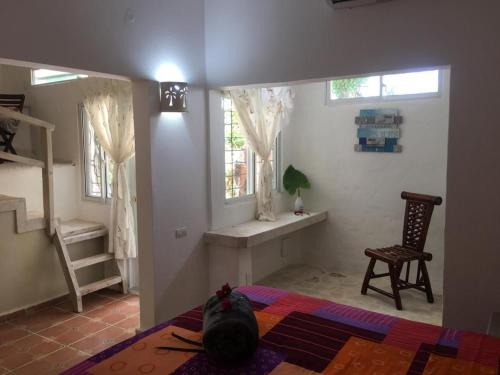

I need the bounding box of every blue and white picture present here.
[354,109,403,153]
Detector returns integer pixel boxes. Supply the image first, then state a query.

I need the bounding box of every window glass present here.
[32,69,87,85]
[382,70,440,96]
[330,75,380,100]
[329,69,440,102]
[223,97,254,200]
[82,108,112,201]
[223,96,281,201]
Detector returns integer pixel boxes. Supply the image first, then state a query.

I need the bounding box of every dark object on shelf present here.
[0,94,25,159]
[202,287,259,363]
[361,192,442,310]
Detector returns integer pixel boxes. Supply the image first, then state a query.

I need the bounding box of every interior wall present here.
[0,164,80,221]
[28,78,117,227]
[0,209,107,316]
[205,0,500,333]
[289,71,450,294]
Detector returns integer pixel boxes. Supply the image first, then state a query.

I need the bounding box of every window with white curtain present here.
[223,96,280,201]
[328,69,441,103]
[80,105,113,201]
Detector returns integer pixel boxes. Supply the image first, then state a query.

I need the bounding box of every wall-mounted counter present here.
[205,211,327,293]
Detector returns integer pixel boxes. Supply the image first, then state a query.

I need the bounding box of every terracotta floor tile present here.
[0,322,29,345]
[4,292,140,371]
[13,347,89,375]
[38,316,108,345]
[10,307,74,333]
[84,300,138,324]
[70,326,133,355]
[0,352,32,371]
[95,288,126,300]
[120,294,140,307]
[12,358,52,375]
[114,314,140,333]
[56,293,114,313]
[0,334,63,370]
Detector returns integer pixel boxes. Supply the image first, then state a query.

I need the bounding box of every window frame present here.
[79,104,112,204]
[223,96,282,204]
[326,68,443,106]
[31,69,87,86]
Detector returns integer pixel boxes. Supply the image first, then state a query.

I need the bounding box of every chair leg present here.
[419,260,434,303]
[361,258,376,295]
[389,264,403,310]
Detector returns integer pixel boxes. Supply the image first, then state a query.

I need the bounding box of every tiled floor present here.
[0,290,139,374]
[257,264,443,326]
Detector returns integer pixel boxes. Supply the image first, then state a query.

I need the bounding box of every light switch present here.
[175,227,188,239]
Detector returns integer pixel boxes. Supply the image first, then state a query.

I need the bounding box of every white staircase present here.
[54,219,123,312]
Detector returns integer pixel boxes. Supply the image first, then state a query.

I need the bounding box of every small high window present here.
[31,69,87,86]
[328,69,440,103]
[80,106,113,201]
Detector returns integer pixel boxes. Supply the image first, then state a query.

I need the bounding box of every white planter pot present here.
[294,196,304,211]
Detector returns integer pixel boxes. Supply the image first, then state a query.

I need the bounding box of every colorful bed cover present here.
[63,285,500,374]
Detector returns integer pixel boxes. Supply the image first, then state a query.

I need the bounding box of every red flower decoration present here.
[222,283,232,295]
[216,283,232,300]
[216,290,225,299]
[221,298,232,311]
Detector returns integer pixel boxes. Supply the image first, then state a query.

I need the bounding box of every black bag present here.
[157,284,259,364]
[202,289,259,363]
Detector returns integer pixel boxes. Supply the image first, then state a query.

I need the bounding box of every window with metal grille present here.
[31,69,87,86]
[223,96,280,201]
[80,106,113,201]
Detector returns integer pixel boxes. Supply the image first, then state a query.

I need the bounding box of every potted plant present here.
[283,165,311,213]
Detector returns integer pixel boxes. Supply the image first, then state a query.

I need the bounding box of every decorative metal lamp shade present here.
[160,82,188,112]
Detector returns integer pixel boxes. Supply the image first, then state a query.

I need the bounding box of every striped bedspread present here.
[64,285,500,374]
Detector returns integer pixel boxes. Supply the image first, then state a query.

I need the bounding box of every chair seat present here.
[365,245,432,265]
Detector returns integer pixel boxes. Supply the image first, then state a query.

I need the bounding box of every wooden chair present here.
[361,191,442,310]
[0,94,25,158]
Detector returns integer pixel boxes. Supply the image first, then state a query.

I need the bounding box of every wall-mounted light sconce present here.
[160,82,188,112]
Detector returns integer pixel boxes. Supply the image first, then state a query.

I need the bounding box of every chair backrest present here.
[401,191,442,252]
[0,94,25,112]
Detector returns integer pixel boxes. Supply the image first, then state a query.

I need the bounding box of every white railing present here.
[0,106,55,235]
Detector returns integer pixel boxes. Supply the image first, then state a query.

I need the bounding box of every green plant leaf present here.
[283,165,311,196]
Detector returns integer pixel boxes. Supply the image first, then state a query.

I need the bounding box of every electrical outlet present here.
[175,227,188,239]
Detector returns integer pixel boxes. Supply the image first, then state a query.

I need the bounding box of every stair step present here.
[72,253,114,270]
[80,276,122,296]
[64,228,108,244]
[60,219,106,237]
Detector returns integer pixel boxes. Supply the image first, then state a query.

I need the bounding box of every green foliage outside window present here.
[331,77,368,99]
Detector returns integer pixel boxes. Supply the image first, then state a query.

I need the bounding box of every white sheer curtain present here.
[81,78,137,259]
[230,87,294,221]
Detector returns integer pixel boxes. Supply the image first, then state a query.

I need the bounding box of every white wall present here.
[288,72,449,293]
[2,0,498,333]
[0,163,80,221]
[205,0,500,333]
[0,0,209,331]
[28,77,116,227]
